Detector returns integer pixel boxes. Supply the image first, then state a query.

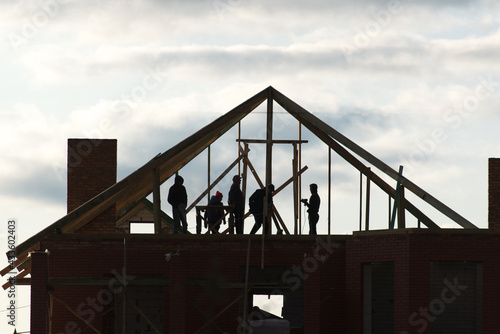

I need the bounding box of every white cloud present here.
[2,1,500,330]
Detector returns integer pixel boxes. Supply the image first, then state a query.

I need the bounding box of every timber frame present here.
[2,86,478,290]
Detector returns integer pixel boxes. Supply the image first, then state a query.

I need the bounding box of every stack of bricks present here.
[67,138,117,233]
[489,158,500,230]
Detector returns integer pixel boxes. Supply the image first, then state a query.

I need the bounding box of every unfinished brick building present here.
[3,87,499,333]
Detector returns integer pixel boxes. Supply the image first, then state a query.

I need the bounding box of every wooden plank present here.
[243,156,264,188]
[328,148,332,235]
[298,122,302,234]
[272,205,290,235]
[261,89,273,267]
[398,186,406,228]
[274,166,308,195]
[186,149,247,213]
[1,245,37,276]
[237,139,308,144]
[242,143,249,232]
[15,266,31,279]
[390,166,404,229]
[265,88,273,232]
[293,143,299,235]
[2,277,31,290]
[207,145,211,202]
[359,172,363,231]
[365,172,371,231]
[244,155,307,234]
[272,87,474,229]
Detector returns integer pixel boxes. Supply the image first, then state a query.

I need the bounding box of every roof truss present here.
[9,86,478,259]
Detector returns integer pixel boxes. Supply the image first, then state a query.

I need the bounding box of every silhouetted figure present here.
[228,175,244,234]
[249,184,274,234]
[205,191,225,234]
[167,175,188,234]
[301,183,320,235]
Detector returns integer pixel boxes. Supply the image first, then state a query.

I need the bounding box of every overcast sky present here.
[1,0,500,330]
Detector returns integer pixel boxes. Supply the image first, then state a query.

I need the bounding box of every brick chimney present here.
[488,158,500,230]
[67,138,117,233]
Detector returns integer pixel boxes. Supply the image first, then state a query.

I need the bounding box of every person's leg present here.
[309,213,319,235]
[250,214,262,234]
[179,203,188,233]
[235,208,243,234]
[172,206,180,234]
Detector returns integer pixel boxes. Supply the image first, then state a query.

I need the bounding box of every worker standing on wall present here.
[168,175,188,234]
[249,184,274,234]
[301,183,320,235]
[228,175,245,234]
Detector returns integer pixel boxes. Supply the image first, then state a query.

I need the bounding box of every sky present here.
[1,0,500,331]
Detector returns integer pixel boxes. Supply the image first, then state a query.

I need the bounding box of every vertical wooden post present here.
[359,172,363,232]
[293,143,299,235]
[298,122,302,234]
[388,195,392,227]
[264,88,273,233]
[207,145,211,202]
[152,167,161,234]
[262,88,273,268]
[328,148,331,235]
[242,143,249,232]
[365,170,371,231]
[398,186,406,228]
[196,207,202,234]
[390,165,404,229]
[238,121,241,176]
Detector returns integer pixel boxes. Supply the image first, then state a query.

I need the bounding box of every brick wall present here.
[31,230,500,333]
[347,229,500,334]
[488,158,500,230]
[36,235,347,334]
[30,251,49,334]
[67,138,117,233]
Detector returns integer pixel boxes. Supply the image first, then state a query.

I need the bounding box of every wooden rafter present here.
[12,88,269,256]
[272,87,477,229]
[7,85,479,268]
